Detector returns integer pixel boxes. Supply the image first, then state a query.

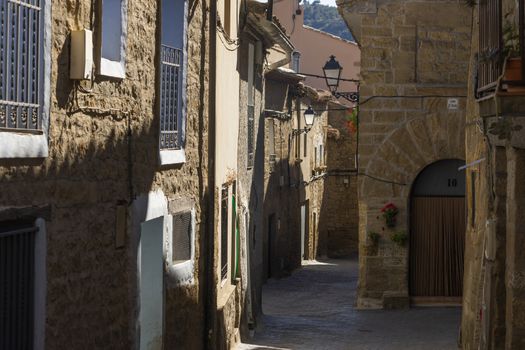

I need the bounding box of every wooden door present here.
[409,197,466,297]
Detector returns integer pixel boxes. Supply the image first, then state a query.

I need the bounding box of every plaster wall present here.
[273,0,360,98]
[214,0,242,348]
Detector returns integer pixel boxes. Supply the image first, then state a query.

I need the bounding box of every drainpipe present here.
[204,0,217,348]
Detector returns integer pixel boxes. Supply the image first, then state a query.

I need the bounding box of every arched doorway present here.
[409,159,466,302]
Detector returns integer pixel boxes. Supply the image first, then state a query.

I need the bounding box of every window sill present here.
[166,259,194,285]
[159,149,186,165]
[0,132,48,158]
[99,58,126,79]
[217,282,237,309]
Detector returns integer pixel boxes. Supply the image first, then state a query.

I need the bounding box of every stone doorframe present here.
[356,114,465,309]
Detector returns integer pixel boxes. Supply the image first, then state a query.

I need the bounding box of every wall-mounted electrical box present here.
[70,29,93,80]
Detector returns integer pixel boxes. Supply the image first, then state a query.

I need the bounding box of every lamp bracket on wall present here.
[333,91,359,103]
[291,127,311,135]
[263,109,291,121]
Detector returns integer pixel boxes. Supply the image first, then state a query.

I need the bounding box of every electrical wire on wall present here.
[217,18,240,51]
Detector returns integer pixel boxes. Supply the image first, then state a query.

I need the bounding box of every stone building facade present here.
[320,101,359,258]
[262,72,352,280]
[211,1,295,348]
[273,0,360,95]
[461,0,525,348]
[338,0,471,308]
[0,0,210,349]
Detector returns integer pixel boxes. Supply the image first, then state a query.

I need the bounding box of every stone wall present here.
[301,99,328,261]
[0,0,209,348]
[337,0,470,308]
[461,1,525,347]
[261,82,332,280]
[461,6,486,347]
[319,102,359,258]
[262,80,302,279]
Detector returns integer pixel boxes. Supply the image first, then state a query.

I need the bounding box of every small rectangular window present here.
[268,119,275,164]
[294,133,300,159]
[100,0,127,78]
[220,185,229,281]
[172,210,192,263]
[303,133,307,158]
[471,171,476,227]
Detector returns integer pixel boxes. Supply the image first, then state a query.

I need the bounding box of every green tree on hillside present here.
[303,0,354,42]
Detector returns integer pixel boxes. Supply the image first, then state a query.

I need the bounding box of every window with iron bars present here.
[247,42,255,168]
[159,0,186,151]
[477,0,525,96]
[0,223,38,349]
[220,185,229,281]
[0,0,45,131]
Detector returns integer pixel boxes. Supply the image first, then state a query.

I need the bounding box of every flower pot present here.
[385,216,397,228]
[505,57,522,81]
[503,58,525,93]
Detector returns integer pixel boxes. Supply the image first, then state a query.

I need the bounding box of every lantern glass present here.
[322,55,342,92]
[304,106,315,127]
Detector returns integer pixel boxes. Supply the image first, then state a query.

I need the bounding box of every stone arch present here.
[360,113,465,199]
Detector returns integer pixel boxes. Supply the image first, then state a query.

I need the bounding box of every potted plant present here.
[381,202,398,228]
[368,231,380,245]
[366,231,380,256]
[391,230,408,247]
[502,14,524,88]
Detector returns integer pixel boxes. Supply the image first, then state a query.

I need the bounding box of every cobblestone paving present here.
[237,258,461,350]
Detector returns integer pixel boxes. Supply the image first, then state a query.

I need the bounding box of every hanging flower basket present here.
[381,202,398,228]
[344,107,358,135]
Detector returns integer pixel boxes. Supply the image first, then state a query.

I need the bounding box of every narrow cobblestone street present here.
[238,258,461,350]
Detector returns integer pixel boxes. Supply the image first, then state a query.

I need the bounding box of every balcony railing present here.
[478,0,525,96]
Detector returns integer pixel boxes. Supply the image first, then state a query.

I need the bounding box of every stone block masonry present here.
[0,0,210,348]
[337,0,470,308]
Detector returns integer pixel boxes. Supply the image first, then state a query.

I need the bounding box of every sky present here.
[317,0,337,6]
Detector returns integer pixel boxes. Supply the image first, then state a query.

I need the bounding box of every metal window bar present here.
[230,181,237,280]
[160,44,182,150]
[0,0,43,131]
[247,105,254,168]
[220,186,229,281]
[0,225,37,350]
[518,0,525,82]
[477,0,501,94]
[172,211,192,263]
[476,0,525,95]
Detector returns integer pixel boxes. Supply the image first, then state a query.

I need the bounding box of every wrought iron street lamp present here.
[293,105,316,134]
[322,55,342,94]
[322,55,359,103]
